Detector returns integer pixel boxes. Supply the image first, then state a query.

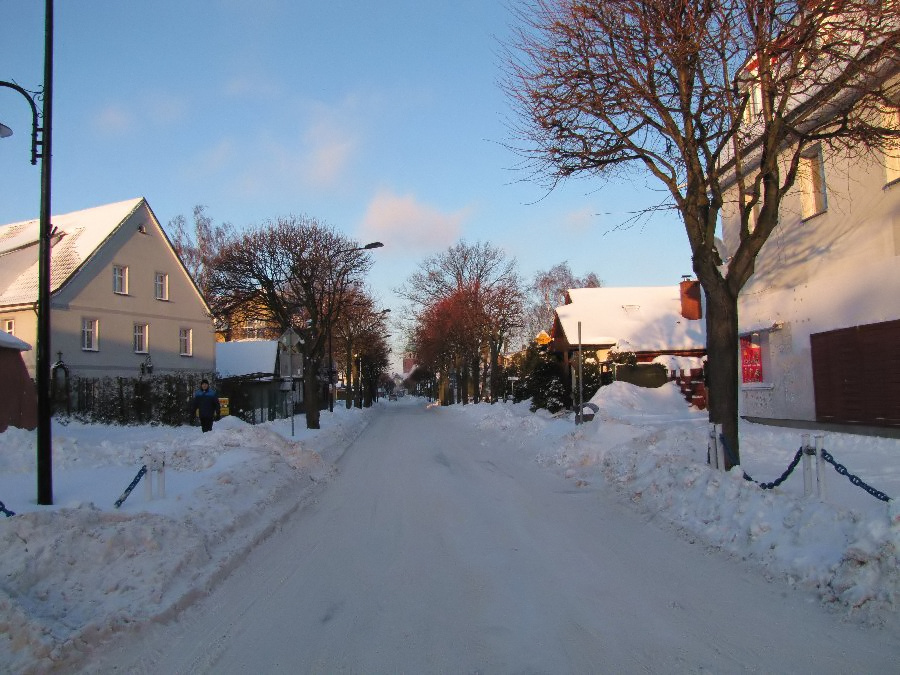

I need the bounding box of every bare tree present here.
[507,0,900,464]
[167,205,233,303]
[208,215,374,429]
[524,261,602,345]
[332,287,392,409]
[398,241,526,403]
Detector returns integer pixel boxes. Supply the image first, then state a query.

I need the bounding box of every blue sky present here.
[1,1,693,357]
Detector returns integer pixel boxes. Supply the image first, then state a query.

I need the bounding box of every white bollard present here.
[801,433,812,497]
[815,435,826,500]
[144,465,153,501]
[158,454,166,499]
[143,451,166,501]
[715,423,726,470]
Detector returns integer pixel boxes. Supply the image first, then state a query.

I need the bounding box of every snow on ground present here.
[1,385,898,672]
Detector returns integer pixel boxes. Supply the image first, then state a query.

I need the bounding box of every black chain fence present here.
[716,433,893,503]
[0,499,15,517]
[114,465,148,508]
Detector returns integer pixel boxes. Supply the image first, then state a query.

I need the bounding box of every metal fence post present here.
[801,433,812,497]
[815,434,826,500]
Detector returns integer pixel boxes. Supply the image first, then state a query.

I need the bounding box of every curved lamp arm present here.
[0,80,43,165]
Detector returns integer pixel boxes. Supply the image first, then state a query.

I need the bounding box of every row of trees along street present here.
[505,0,900,466]
[398,240,604,407]
[168,210,390,430]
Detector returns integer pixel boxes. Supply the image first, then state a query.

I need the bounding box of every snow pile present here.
[0,407,375,672]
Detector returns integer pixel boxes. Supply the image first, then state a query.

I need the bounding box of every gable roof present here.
[554,286,705,352]
[0,331,32,351]
[215,340,279,378]
[0,197,145,306]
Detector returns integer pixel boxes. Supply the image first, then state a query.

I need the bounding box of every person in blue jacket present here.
[190,379,221,432]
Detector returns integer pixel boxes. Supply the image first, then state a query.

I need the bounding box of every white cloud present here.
[359,190,468,251]
[299,116,358,188]
[563,206,597,233]
[93,105,134,135]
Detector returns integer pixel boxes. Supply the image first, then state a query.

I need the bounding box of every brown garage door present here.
[810,319,900,426]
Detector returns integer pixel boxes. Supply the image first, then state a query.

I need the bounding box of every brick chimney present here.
[679,276,702,320]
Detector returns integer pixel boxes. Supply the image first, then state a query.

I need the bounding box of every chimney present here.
[679,276,702,320]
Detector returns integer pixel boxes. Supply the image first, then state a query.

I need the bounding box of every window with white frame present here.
[2,319,13,335]
[155,272,169,301]
[133,323,149,353]
[799,145,827,219]
[179,327,193,356]
[82,318,99,351]
[885,107,900,185]
[113,265,129,294]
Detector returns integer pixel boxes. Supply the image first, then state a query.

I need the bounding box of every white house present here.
[720,114,900,427]
[0,197,215,380]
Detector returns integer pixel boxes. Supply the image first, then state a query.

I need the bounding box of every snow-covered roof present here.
[0,331,31,351]
[555,286,705,352]
[216,340,278,378]
[0,198,145,306]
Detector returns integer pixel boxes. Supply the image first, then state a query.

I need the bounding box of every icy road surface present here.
[89,402,898,673]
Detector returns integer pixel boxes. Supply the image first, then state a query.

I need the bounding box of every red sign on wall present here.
[741,335,763,383]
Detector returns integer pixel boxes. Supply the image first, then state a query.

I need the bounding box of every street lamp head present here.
[0,122,12,138]
[362,241,384,250]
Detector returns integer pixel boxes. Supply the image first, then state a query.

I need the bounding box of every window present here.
[744,81,763,123]
[740,333,764,383]
[799,146,827,219]
[885,108,900,185]
[82,318,99,351]
[743,198,761,235]
[133,323,149,353]
[113,265,129,294]
[179,328,193,356]
[155,272,169,301]
[2,319,13,335]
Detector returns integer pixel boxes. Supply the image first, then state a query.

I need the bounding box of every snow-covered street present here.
[1,384,899,672]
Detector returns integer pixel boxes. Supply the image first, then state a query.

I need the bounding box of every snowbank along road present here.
[86,401,899,673]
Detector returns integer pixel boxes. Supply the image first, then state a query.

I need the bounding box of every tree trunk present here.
[344,347,353,409]
[304,354,321,429]
[703,283,741,468]
[489,341,500,403]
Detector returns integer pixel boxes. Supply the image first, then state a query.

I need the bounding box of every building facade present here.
[721,133,900,426]
[0,197,215,380]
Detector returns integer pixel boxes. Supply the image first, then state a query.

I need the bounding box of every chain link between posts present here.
[718,434,892,503]
[0,500,15,517]
[820,449,892,503]
[114,465,148,508]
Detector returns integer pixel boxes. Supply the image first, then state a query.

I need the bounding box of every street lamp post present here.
[1,0,55,505]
